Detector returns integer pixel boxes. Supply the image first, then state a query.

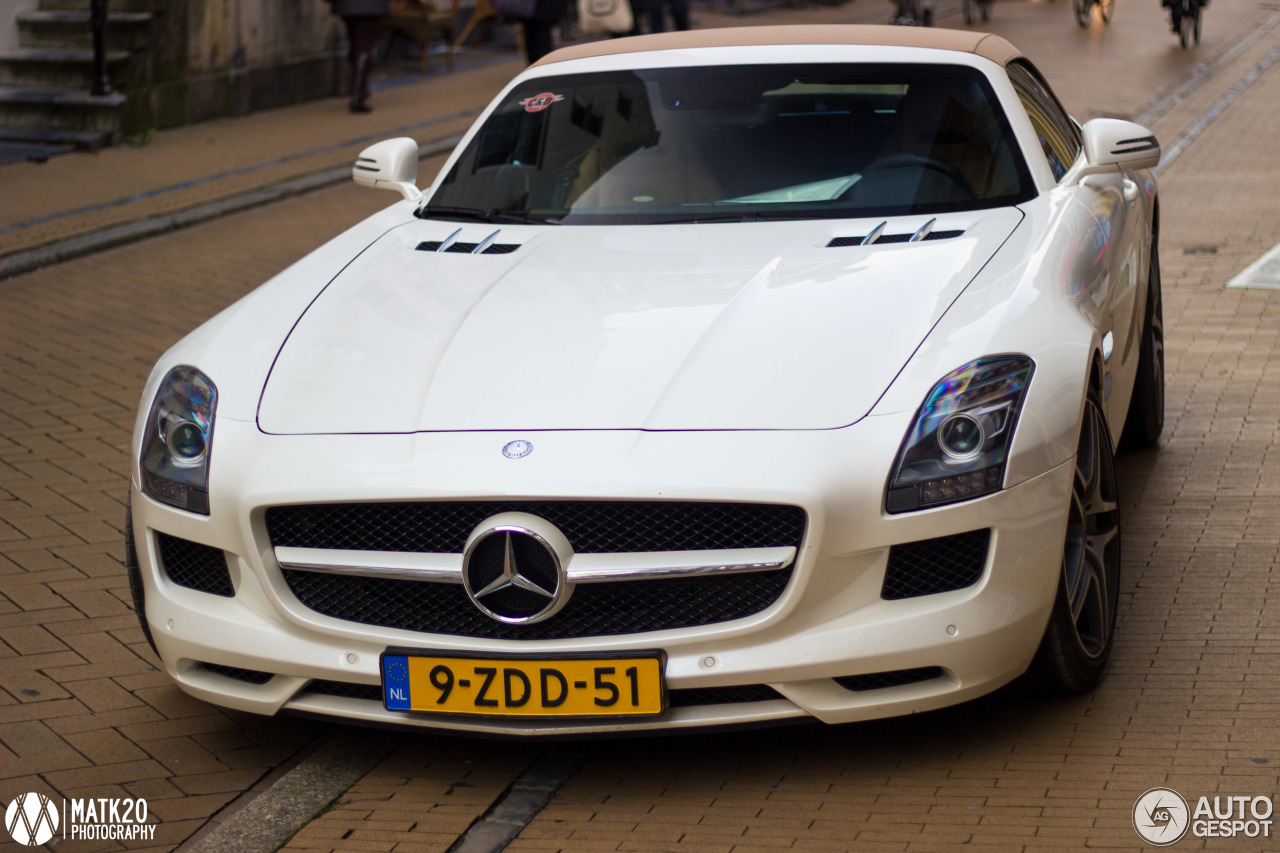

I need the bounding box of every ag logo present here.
[1134,787,1190,846]
[5,792,60,846]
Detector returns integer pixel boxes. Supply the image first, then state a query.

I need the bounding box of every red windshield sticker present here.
[520,93,565,113]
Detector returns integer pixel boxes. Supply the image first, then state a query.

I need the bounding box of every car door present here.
[1007,60,1145,427]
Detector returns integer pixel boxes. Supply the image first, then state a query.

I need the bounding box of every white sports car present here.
[128,26,1164,735]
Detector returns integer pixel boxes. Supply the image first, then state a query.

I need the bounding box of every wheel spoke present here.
[1063,395,1121,661]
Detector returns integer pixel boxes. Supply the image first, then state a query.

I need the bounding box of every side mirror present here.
[1066,118,1160,184]
[353,137,422,202]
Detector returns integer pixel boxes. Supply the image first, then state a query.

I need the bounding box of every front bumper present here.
[131,419,1072,735]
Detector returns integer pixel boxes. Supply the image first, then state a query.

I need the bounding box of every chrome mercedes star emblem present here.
[502,439,533,459]
[472,532,555,601]
[461,516,573,624]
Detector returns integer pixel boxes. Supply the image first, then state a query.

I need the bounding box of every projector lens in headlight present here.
[886,356,1034,513]
[140,366,217,514]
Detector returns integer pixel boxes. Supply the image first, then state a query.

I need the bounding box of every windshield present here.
[427,63,1034,225]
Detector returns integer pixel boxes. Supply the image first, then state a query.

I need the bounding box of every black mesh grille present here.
[282,568,792,639]
[881,529,990,600]
[202,663,273,684]
[157,534,233,597]
[827,229,965,248]
[834,666,945,692]
[415,240,521,254]
[267,502,805,554]
[667,685,785,707]
[307,680,383,700]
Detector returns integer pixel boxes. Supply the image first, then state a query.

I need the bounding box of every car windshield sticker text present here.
[519,92,564,112]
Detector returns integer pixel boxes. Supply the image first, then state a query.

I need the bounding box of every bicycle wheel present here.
[982,0,991,21]
[1075,0,1092,26]
[964,0,976,23]
[1098,0,1114,22]
[1179,0,1192,46]
[1192,5,1201,43]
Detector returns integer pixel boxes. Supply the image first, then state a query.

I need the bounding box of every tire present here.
[125,496,160,657]
[1098,0,1113,22]
[1074,0,1092,27]
[1179,4,1192,46]
[1193,7,1201,43]
[1119,242,1166,450]
[1025,390,1122,693]
[964,0,975,23]
[981,0,990,21]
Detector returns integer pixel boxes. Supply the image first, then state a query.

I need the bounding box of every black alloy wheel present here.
[1120,241,1166,450]
[1026,390,1122,692]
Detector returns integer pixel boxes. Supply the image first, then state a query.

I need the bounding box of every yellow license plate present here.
[381,650,665,717]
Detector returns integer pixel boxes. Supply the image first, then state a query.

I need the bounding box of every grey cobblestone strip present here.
[0,134,462,282]
[1134,8,1280,127]
[177,730,395,853]
[446,752,586,853]
[1153,42,1280,177]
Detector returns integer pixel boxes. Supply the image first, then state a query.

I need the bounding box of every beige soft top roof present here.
[532,25,1021,69]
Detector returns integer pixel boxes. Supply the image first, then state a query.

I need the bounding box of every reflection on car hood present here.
[257,211,1022,434]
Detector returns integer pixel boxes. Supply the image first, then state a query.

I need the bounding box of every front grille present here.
[267,501,805,554]
[881,529,990,600]
[834,666,945,692]
[202,663,273,684]
[283,568,792,640]
[157,534,233,597]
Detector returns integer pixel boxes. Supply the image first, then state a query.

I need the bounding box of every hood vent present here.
[827,229,964,248]
[415,240,520,255]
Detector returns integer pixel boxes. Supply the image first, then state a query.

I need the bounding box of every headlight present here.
[140,366,217,514]
[886,356,1034,513]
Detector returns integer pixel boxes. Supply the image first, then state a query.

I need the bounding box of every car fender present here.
[869,192,1104,490]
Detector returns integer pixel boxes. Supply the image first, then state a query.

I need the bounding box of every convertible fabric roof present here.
[532,25,1023,68]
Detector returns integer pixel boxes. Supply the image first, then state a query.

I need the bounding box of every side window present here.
[1006,61,1081,182]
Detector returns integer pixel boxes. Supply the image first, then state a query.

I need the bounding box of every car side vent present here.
[834,666,945,692]
[156,533,233,597]
[201,663,274,684]
[881,528,990,600]
[827,230,964,248]
[415,240,521,255]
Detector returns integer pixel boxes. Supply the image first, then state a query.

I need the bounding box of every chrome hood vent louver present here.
[415,240,521,255]
[827,226,964,248]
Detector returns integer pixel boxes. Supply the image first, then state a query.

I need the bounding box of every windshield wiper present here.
[416,205,556,225]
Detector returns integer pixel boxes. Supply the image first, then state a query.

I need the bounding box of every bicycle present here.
[963,0,992,24]
[1170,0,1202,47]
[1074,0,1113,26]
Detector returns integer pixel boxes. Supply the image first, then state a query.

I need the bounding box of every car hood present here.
[257,210,1022,433]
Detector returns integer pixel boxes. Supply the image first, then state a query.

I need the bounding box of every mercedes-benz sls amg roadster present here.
[128,26,1164,735]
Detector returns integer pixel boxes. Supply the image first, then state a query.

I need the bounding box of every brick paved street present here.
[3,2,1279,852]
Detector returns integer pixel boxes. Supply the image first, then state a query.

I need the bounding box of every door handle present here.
[1123,179,1139,202]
